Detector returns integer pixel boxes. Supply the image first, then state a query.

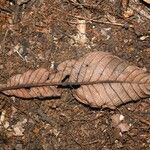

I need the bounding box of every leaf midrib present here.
[0,80,149,92]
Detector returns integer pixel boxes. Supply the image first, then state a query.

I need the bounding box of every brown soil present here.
[0,0,150,150]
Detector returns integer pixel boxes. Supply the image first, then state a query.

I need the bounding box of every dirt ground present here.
[0,0,150,150]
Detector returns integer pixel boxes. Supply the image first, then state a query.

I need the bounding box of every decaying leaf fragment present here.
[0,51,150,109]
[1,68,61,98]
[111,114,130,134]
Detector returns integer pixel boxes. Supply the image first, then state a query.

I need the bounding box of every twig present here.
[0,7,12,14]
[13,0,34,23]
[0,29,9,46]
[13,4,22,23]
[51,7,133,28]
[82,139,101,146]
[129,5,150,20]
[68,0,103,11]
[0,29,9,59]
[68,132,83,148]
[132,114,150,126]
[73,16,134,28]
[22,0,37,12]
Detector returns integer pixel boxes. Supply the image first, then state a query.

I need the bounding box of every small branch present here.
[0,7,12,14]
[74,16,134,28]
[129,5,150,20]
[131,113,150,126]
[68,0,103,11]
[0,29,9,47]
[0,29,9,63]
[13,4,22,24]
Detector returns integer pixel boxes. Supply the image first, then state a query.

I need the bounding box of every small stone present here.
[119,115,124,121]
[8,18,13,24]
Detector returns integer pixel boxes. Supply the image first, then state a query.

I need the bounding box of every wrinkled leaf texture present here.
[58,51,150,109]
[1,51,150,109]
[3,68,61,98]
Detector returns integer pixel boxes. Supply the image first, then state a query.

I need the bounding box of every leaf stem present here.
[0,81,149,92]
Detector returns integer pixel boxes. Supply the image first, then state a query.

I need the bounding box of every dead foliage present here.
[1,51,150,109]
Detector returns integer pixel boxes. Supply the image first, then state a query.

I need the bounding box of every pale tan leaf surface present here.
[0,51,150,109]
[58,51,150,109]
[3,68,61,98]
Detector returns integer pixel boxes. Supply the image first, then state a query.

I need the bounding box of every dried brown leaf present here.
[2,68,61,98]
[58,51,150,109]
[0,51,150,109]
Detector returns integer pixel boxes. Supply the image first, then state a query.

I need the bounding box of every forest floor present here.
[0,0,150,150]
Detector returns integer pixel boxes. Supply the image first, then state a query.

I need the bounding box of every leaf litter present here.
[0,0,150,149]
[0,51,150,109]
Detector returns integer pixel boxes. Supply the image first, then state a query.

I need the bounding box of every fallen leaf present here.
[0,51,150,109]
[2,68,61,98]
[65,52,150,109]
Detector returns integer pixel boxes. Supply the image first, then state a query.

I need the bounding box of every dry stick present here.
[68,132,83,148]
[0,29,9,80]
[0,29,9,50]
[68,0,102,10]
[121,108,150,132]
[130,112,150,126]
[13,4,22,24]
[0,7,12,14]
[129,5,150,20]
[73,15,134,28]
[51,7,134,29]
